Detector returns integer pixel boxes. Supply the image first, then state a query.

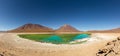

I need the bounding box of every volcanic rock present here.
[8,23,53,32]
[55,24,80,32]
[96,37,120,56]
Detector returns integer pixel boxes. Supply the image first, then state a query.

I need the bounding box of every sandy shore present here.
[0,33,120,56]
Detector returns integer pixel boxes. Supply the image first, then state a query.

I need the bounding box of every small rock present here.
[0,54,4,56]
[112,40,117,42]
[117,37,120,40]
[107,42,113,45]
[98,49,108,54]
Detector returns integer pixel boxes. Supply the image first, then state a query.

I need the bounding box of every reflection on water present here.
[71,34,90,41]
[41,34,90,44]
[42,35,63,44]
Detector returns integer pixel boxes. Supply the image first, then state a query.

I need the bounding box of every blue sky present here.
[0,0,120,31]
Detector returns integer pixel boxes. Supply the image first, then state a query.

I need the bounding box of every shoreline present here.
[0,33,120,56]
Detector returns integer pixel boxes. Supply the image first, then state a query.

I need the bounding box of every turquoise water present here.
[71,34,90,41]
[41,34,90,44]
[42,35,63,44]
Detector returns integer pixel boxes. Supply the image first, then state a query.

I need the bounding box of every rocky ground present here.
[0,41,17,56]
[96,37,120,56]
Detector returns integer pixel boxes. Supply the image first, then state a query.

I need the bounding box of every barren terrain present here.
[0,33,120,56]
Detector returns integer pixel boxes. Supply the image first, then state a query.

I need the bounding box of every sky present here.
[0,0,120,31]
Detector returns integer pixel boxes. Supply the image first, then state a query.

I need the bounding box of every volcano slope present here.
[8,23,53,33]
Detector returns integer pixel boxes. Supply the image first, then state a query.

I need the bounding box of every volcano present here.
[8,23,53,32]
[55,24,80,32]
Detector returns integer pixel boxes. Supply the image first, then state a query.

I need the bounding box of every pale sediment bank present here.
[0,33,120,56]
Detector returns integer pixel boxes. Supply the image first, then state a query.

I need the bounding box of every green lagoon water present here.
[19,34,90,44]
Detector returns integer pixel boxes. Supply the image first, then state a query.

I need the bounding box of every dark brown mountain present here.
[55,24,80,32]
[88,28,120,33]
[8,23,53,32]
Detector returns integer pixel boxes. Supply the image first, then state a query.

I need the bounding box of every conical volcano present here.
[55,24,80,32]
[8,23,53,32]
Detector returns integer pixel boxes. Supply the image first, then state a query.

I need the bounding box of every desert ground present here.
[0,33,120,56]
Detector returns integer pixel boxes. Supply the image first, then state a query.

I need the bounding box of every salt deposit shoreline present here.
[0,33,120,56]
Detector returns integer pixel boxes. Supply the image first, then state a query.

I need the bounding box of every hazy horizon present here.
[0,0,120,31]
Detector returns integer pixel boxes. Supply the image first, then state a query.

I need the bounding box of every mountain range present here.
[88,28,120,33]
[6,23,120,33]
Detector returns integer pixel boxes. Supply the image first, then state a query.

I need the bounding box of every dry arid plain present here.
[0,33,120,56]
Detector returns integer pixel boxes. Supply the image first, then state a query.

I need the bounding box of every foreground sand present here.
[0,33,120,56]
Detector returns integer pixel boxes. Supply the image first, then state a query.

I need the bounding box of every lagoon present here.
[19,34,90,44]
